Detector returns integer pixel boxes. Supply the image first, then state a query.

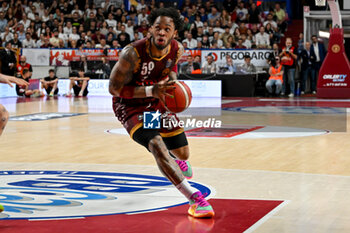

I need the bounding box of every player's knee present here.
[171,146,190,160]
[148,136,169,160]
[0,106,9,125]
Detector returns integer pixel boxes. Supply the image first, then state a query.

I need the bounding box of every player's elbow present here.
[109,84,120,97]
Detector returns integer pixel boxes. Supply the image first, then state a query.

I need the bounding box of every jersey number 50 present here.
[141,62,155,76]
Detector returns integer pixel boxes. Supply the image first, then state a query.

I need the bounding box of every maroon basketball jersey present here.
[113,38,183,130]
[128,38,180,86]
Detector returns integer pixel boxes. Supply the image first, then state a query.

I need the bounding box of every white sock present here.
[176,179,198,201]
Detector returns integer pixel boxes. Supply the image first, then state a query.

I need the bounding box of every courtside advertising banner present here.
[56,80,221,97]
[345,0,350,9]
[50,49,119,66]
[0,84,17,98]
[201,49,272,67]
[22,48,50,66]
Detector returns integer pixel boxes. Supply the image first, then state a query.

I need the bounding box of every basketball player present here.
[0,72,29,213]
[109,8,214,218]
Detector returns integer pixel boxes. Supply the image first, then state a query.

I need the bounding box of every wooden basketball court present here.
[0,96,349,233]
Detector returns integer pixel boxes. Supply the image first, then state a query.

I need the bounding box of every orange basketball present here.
[163,81,192,113]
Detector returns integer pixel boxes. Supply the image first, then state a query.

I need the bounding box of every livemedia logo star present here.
[143,110,161,129]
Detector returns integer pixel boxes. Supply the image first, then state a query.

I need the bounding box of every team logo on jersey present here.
[162,68,170,77]
[165,59,173,68]
[0,171,212,219]
[143,110,161,129]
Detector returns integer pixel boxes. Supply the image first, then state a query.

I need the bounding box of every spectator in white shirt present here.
[37,2,45,18]
[255,26,270,49]
[0,2,9,12]
[236,2,248,22]
[213,20,225,34]
[36,34,46,47]
[69,27,80,42]
[182,33,198,49]
[212,32,223,48]
[202,54,217,74]
[0,26,13,42]
[136,0,147,12]
[64,21,73,35]
[101,0,112,12]
[241,34,252,49]
[85,5,97,17]
[228,21,239,34]
[240,55,256,73]
[19,13,31,30]
[58,25,68,44]
[105,13,117,28]
[27,5,36,21]
[124,19,135,41]
[23,1,32,14]
[32,0,40,9]
[263,13,278,32]
[42,10,50,22]
[50,30,60,48]
[22,32,36,48]
[138,8,148,26]
[96,38,110,49]
[71,4,83,17]
[194,15,203,28]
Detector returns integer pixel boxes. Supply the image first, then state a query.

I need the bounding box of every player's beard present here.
[152,35,173,50]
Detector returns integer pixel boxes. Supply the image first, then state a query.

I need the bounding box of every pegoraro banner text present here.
[201,49,272,67]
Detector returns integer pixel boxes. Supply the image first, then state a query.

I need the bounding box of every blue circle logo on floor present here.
[0,171,212,220]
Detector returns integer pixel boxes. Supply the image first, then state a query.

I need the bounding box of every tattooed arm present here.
[168,41,184,81]
[109,45,174,99]
[109,45,136,97]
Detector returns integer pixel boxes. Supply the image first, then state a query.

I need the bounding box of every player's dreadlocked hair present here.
[148,7,183,31]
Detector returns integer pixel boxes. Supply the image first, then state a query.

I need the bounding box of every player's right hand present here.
[0,74,29,88]
[152,81,176,103]
[9,76,29,88]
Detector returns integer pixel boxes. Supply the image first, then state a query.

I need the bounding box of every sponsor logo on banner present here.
[323,74,348,87]
[323,74,347,82]
[22,48,50,66]
[0,171,211,219]
[201,50,272,67]
[50,49,119,66]
[9,113,85,121]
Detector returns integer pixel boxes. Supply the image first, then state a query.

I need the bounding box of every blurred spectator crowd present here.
[4,0,322,98]
[0,0,288,50]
